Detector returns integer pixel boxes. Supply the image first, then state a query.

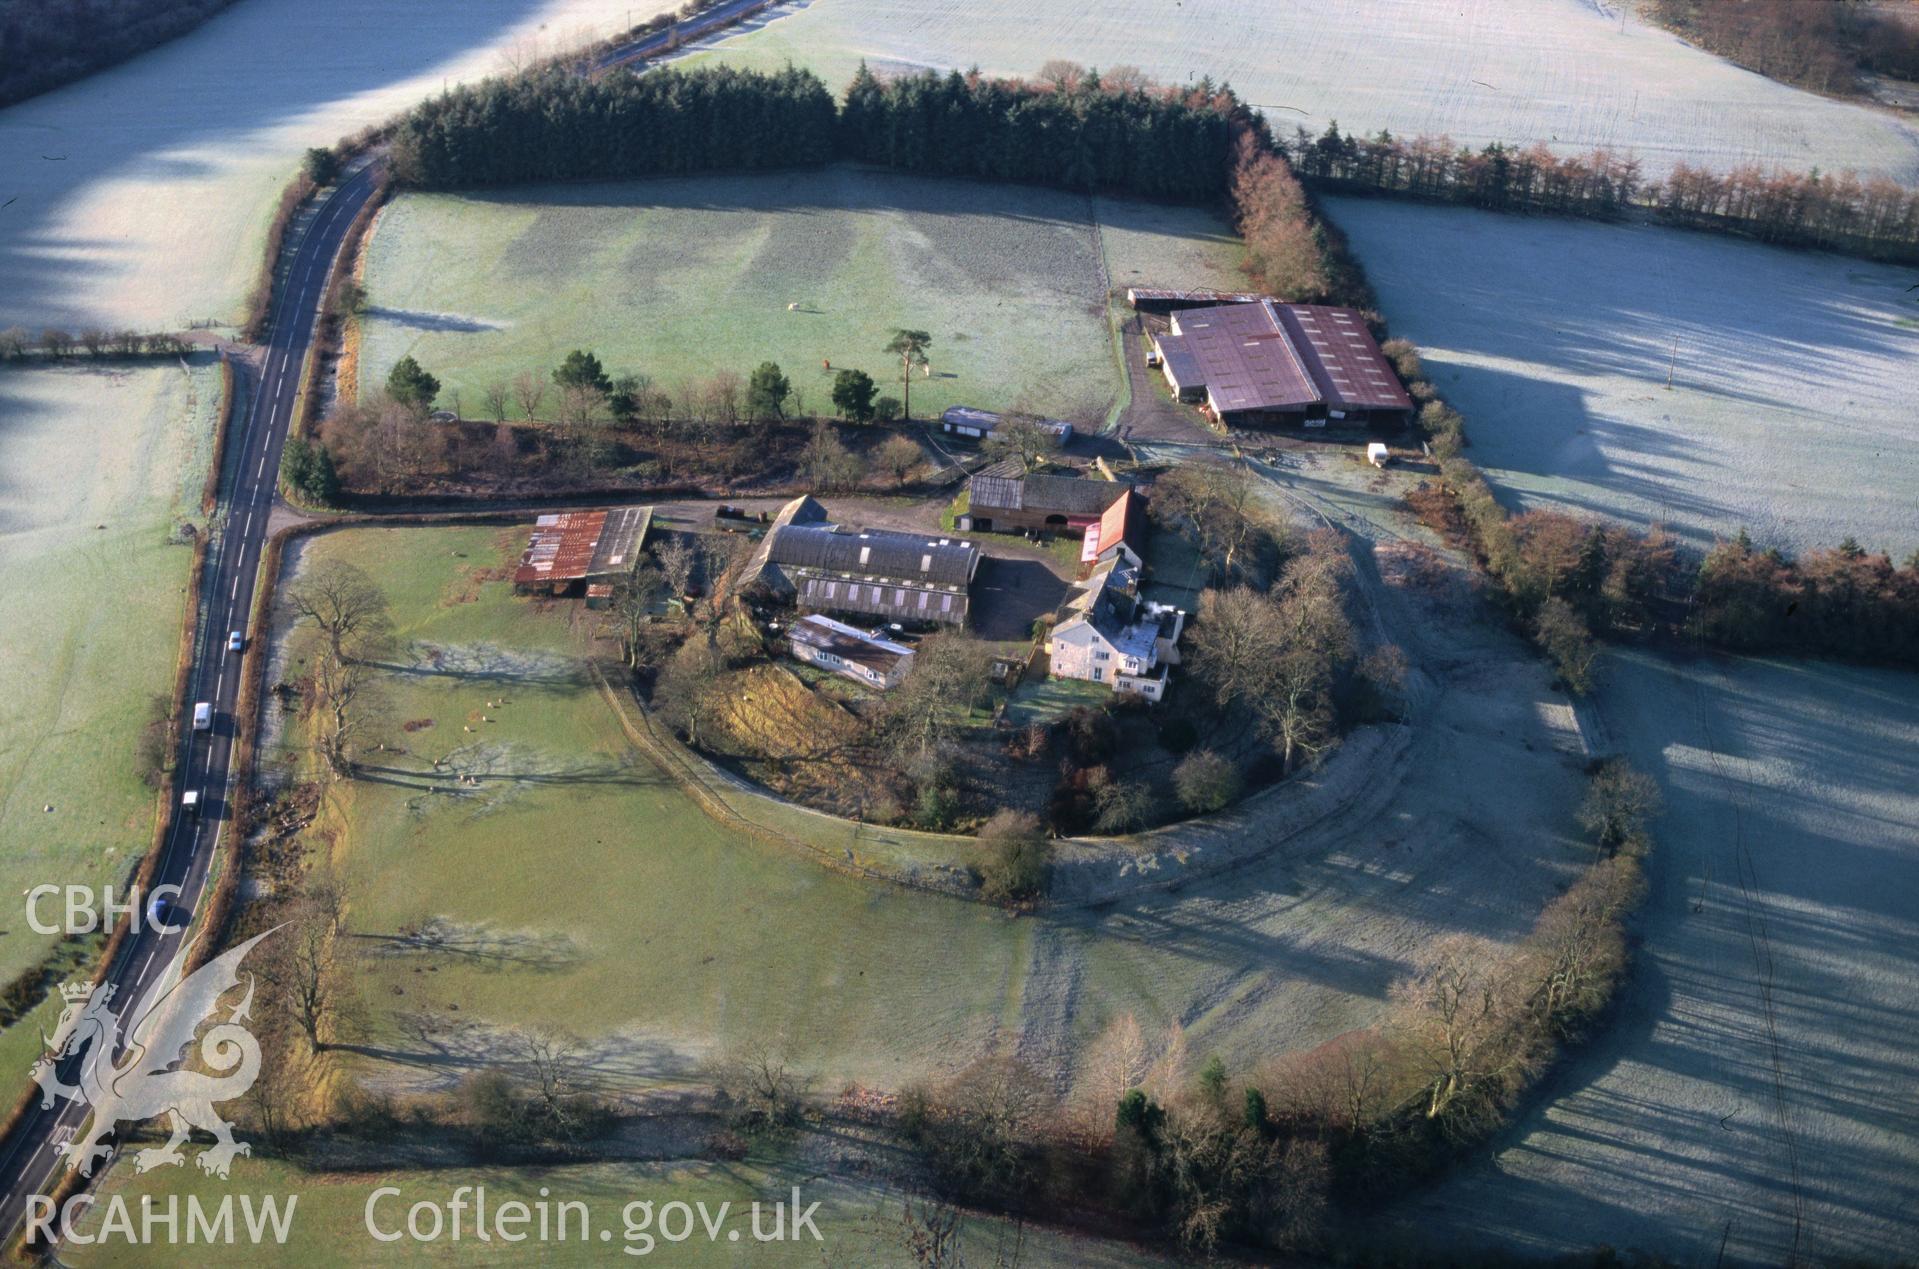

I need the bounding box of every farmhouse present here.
[753,495,981,626]
[961,468,1130,535]
[1048,546,1184,702]
[787,614,914,689]
[1151,299,1413,430]
[939,406,1074,442]
[512,505,652,595]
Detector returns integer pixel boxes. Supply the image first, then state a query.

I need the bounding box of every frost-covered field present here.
[359,168,1222,425]
[1323,198,1919,557]
[0,0,674,332]
[1386,651,1919,1265]
[694,0,1919,182]
[0,361,219,982]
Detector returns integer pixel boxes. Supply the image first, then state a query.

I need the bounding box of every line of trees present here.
[390,58,1267,204]
[838,61,1258,202]
[898,759,1659,1257]
[0,326,193,360]
[0,0,239,108]
[383,57,1364,304]
[387,64,837,187]
[1646,0,1919,97]
[1408,416,1919,672]
[1287,121,1919,263]
[1691,533,1919,664]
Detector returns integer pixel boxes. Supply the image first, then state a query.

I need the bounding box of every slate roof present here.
[968,472,1129,516]
[764,525,979,588]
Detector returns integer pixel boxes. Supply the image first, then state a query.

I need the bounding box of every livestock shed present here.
[513,505,652,595]
[1126,287,1273,314]
[962,470,1130,536]
[754,496,981,627]
[1152,299,1413,431]
[939,406,1074,442]
[787,615,914,689]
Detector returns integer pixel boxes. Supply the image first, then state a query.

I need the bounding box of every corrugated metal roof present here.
[1153,332,1207,390]
[1171,300,1319,413]
[513,506,653,586]
[587,506,651,575]
[1274,304,1415,414]
[1162,300,1411,417]
[513,511,606,585]
[940,406,1073,438]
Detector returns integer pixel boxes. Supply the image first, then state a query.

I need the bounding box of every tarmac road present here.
[0,0,785,1240]
[0,162,380,1245]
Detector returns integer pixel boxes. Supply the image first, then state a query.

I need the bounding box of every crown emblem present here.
[59,981,105,1004]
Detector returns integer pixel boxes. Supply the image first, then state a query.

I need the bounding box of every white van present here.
[192,702,212,731]
[181,789,200,815]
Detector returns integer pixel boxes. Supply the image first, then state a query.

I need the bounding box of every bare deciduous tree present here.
[981,416,1059,473]
[706,1037,807,1139]
[654,537,697,602]
[656,633,726,748]
[1577,758,1661,855]
[259,902,338,1052]
[482,380,510,423]
[1152,460,1278,585]
[1389,934,1543,1137]
[877,433,923,486]
[1078,1012,1152,1138]
[512,370,546,421]
[884,633,996,761]
[286,561,391,664]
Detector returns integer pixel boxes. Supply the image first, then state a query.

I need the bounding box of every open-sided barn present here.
[513,506,652,595]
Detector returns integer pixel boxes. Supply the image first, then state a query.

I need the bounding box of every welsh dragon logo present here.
[29,929,277,1180]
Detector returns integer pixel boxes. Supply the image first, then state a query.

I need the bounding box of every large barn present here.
[512,506,652,595]
[752,495,981,627]
[1152,299,1413,430]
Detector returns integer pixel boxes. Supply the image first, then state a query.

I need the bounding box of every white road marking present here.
[0,168,379,1235]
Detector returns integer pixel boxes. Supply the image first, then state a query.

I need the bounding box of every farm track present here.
[1691,672,1807,1262]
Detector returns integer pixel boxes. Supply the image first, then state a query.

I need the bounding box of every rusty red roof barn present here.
[1152,299,1413,429]
[514,506,652,590]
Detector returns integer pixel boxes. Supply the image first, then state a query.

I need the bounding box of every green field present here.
[266,524,1455,1110]
[66,1154,1166,1266]
[357,166,1241,431]
[0,361,219,986]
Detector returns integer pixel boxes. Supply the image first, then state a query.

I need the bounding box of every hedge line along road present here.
[0,5,780,1242]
